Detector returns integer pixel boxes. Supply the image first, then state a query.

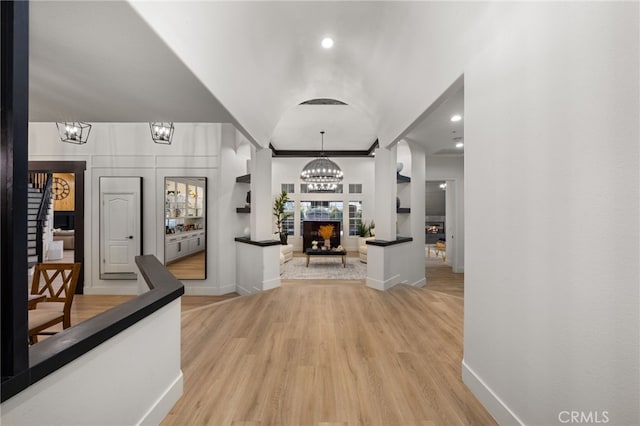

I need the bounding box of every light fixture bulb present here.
[456,142,464,148]
[321,37,334,49]
[450,114,462,122]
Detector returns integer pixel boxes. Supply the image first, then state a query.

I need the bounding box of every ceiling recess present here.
[299,98,348,105]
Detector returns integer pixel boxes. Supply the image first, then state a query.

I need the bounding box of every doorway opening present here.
[29,161,86,293]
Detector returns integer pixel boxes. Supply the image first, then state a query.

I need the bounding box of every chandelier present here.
[300,131,343,192]
[56,122,92,144]
[150,122,174,144]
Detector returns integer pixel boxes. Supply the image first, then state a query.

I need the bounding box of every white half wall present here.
[366,241,419,290]
[1,300,182,425]
[235,242,281,295]
[463,3,639,425]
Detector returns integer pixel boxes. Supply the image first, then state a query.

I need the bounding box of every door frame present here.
[29,161,87,293]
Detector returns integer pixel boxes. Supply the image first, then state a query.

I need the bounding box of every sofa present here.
[279,244,294,265]
[53,229,75,250]
[358,237,375,263]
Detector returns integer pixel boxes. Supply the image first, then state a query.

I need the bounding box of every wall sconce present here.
[56,122,91,144]
[150,122,174,144]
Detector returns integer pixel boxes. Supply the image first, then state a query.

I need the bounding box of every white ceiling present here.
[29,2,235,124]
[29,1,482,155]
[271,104,377,151]
[404,85,465,156]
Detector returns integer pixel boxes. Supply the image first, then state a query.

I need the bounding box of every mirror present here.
[164,177,206,279]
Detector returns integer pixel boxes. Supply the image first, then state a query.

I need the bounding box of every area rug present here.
[281,257,366,280]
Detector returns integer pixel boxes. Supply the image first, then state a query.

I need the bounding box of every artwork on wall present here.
[53,172,75,211]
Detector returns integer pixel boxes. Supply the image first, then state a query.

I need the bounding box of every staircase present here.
[27,172,53,268]
[27,186,42,267]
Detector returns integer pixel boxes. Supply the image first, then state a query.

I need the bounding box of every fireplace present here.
[302,220,341,251]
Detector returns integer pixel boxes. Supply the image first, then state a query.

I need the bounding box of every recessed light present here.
[321,37,334,49]
[456,142,464,148]
[450,114,462,122]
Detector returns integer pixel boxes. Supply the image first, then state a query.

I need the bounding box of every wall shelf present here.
[236,174,251,184]
[236,207,251,213]
[397,207,411,214]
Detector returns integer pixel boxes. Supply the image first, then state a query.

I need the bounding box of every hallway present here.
[162,264,491,425]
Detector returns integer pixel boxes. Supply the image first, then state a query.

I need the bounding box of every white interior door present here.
[100,177,141,276]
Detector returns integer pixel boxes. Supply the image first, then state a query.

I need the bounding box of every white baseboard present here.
[83,286,139,295]
[183,284,237,296]
[236,284,252,296]
[137,371,183,426]
[461,359,523,425]
[410,277,426,287]
[366,274,401,291]
[218,283,237,295]
[262,277,281,291]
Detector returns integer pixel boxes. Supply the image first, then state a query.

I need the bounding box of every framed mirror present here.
[164,177,206,279]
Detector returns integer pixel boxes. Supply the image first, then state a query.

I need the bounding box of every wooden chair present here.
[28,262,81,344]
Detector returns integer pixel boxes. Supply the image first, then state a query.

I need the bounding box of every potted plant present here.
[357,219,375,237]
[273,191,292,245]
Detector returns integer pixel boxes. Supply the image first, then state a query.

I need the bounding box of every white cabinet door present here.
[189,234,204,253]
[166,241,179,262]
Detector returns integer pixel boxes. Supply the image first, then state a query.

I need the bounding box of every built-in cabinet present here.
[165,178,206,263]
[165,230,206,263]
[165,178,205,226]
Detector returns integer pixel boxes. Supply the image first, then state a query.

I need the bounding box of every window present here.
[300,184,343,194]
[348,201,363,236]
[282,200,295,236]
[281,183,295,194]
[300,200,343,231]
[348,183,362,194]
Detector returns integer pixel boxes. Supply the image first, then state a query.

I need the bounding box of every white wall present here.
[1,299,182,425]
[216,125,251,294]
[463,3,639,425]
[29,123,224,295]
[271,156,375,252]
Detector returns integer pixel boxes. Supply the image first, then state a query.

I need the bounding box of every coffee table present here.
[305,248,347,267]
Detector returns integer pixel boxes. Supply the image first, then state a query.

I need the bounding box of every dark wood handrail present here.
[1,255,184,402]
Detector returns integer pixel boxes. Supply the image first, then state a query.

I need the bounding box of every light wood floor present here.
[37,294,240,336]
[162,262,495,426]
[42,258,492,425]
[167,251,206,280]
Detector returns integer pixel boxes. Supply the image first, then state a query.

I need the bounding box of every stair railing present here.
[28,172,53,263]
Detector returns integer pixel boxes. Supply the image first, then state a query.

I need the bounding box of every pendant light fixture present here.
[300,131,343,192]
[56,122,92,144]
[150,122,174,144]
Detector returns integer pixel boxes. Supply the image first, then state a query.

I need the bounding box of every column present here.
[250,147,274,241]
[373,145,397,240]
[408,141,426,287]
